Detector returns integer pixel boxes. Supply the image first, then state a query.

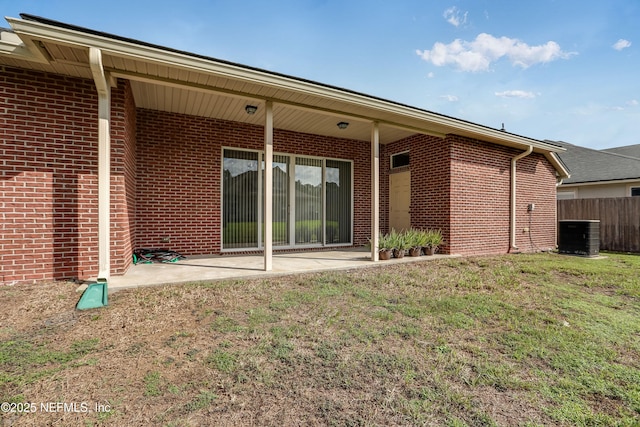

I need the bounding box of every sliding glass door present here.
[222,148,352,250]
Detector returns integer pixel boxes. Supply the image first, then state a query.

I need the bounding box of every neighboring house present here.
[602,144,640,159]
[1,14,569,285]
[551,140,640,199]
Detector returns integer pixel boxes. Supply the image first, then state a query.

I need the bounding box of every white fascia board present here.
[546,152,571,179]
[0,28,49,63]
[7,16,563,154]
[559,178,640,188]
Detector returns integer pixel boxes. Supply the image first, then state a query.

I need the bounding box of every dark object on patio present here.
[133,248,186,264]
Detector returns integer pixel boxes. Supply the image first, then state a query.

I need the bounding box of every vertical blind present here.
[295,157,323,244]
[223,150,259,249]
[271,155,289,246]
[326,159,352,244]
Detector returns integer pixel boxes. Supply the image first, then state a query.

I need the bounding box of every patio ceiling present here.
[125,79,417,144]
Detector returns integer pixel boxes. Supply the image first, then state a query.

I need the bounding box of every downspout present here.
[89,47,111,281]
[555,177,564,248]
[509,145,533,252]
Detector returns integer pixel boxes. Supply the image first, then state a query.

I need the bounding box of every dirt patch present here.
[1,254,638,426]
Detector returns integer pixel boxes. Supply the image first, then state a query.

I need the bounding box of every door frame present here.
[389,170,411,232]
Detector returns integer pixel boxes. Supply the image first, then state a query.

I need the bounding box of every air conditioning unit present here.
[558,220,600,257]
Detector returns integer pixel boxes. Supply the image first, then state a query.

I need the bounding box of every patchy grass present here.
[1,252,639,426]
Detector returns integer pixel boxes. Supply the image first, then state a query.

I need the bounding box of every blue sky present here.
[2,0,638,149]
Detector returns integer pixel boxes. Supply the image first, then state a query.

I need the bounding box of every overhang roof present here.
[1,13,568,178]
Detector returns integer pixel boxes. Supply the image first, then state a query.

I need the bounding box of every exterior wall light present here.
[337,121,349,129]
[245,105,258,115]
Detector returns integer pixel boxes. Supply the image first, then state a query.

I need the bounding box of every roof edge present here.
[559,177,640,187]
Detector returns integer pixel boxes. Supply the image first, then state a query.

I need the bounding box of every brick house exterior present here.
[380,135,558,256]
[1,15,568,285]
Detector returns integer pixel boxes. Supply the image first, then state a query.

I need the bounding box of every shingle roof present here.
[601,144,640,159]
[548,140,640,184]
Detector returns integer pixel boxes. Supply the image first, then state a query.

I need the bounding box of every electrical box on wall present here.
[527,203,535,212]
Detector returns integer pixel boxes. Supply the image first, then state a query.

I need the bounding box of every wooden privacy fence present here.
[557,197,640,253]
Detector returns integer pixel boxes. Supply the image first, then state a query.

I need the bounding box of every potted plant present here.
[389,229,407,259]
[407,228,425,257]
[422,230,433,255]
[380,232,395,260]
[371,232,393,260]
[424,229,443,256]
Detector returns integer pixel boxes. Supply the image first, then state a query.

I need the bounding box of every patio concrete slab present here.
[107,248,457,291]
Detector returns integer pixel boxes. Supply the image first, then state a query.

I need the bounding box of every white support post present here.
[371,122,380,261]
[264,101,274,271]
[90,48,111,282]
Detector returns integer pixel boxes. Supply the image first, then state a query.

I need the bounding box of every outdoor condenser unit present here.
[558,220,600,257]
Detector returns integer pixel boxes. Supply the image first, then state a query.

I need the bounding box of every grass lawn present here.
[1,252,639,426]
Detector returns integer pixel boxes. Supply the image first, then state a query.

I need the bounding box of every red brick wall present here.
[408,135,452,253]
[0,67,134,284]
[381,134,452,252]
[449,136,557,255]
[514,152,557,253]
[135,109,371,254]
[110,80,137,274]
[381,134,556,255]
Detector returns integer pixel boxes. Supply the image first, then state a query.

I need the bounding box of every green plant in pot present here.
[424,229,443,255]
[389,229,408,258]
[372,232,393,260]
[407,228,425,257]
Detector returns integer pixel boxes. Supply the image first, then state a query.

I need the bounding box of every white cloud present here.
[613,39,631,51]
[440,94,459,102]
[427,72,435,78]
[416,33,574,72]
[609,100,639,111]
[495,90,537,99]
[443,7,467,27]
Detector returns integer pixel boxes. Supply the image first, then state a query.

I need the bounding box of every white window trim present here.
[221,147,354,252]
[627,184,640,197]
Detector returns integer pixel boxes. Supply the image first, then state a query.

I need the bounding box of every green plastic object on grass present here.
[76,282,108,310]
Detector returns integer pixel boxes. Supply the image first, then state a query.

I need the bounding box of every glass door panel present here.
[223,149,259,249]
[326,160,351,244]
[271,155,289,246]
[295,157,323,244]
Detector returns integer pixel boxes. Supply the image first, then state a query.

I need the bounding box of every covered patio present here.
[108,248,458,291]
[0,14,568,286]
